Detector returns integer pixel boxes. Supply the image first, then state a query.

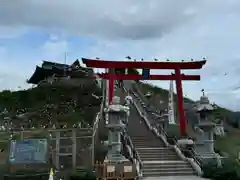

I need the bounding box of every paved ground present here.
[143,176,209,180]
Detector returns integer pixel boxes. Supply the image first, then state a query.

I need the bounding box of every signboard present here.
[142,68,150,79]
[124,166,132,172]
[107,165,115,172]
[9,139,48,164]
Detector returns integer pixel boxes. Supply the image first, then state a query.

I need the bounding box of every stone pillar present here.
[209,131,214,153]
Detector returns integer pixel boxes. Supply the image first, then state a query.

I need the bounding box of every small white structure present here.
[168,80,176,124]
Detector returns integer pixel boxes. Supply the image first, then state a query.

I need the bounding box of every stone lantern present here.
[104,96,130,162]
[194,89,216,160]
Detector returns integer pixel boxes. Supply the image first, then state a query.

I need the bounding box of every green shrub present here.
[202,159,240,180]
[95,143,108,162]
[70,168,96,180]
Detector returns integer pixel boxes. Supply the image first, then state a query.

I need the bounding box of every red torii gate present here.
[82,58,206,136]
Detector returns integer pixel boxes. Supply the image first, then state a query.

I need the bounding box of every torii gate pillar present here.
[175,68,187,136]
[105,68,115,105]
[108,68,115,104]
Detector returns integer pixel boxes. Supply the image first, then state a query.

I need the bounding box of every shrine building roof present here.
[27,60,81,84]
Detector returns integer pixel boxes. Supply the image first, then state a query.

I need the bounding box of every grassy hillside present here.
[134,81,240,160]
[136,81,239,126]
[0,78,101,129]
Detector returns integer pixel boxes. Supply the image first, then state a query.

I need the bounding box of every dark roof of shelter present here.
[42,59,80,69]
[27,60,84,84]
[42,61,67,66]
[27,66,54,84]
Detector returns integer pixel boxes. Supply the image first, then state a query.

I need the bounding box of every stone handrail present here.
[132,83,161,113]
[122,86,143,178]
[129,86,203,176]
[121,130,143,177]
[168,135,204,170]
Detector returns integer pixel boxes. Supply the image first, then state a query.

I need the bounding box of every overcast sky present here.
[0,0,240,110]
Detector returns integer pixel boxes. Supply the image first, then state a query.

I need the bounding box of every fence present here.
[0,128,93,169]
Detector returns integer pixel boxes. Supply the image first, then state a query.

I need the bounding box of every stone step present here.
[138,152,177,156]
[137,147,171,150]
[138,151,176,155]
[132,141,160,144]
[143,163,191,169]
[137,147,174,151]
[133,142,164,145]
[139,153,178,158]
[141,161,195,177]
[143,160,188,164]
[143,167,193,173]
[131,138,164,143]
[133,144,165,148]
[137,148,174,154]
[135,146,165,149]
[129,134,158,138]
[142,161,191,168]
[143,170,195,177]
[140,156,180,161]
[131,139,161,143]
[139,154,178,158]
[131,135,158,139]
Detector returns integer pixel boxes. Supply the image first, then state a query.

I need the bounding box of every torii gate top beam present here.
[82,58,206,70]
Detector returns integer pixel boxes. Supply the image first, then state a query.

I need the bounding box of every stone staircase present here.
[133,142,195,177]
[116,85,196,178]
[142,161,195,177]
[126,96,195,177]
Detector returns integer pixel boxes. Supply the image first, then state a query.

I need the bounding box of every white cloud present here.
[0,0,207,39]
[0,0,240,110]
[41,38,68,61]
[0,26,28,38]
